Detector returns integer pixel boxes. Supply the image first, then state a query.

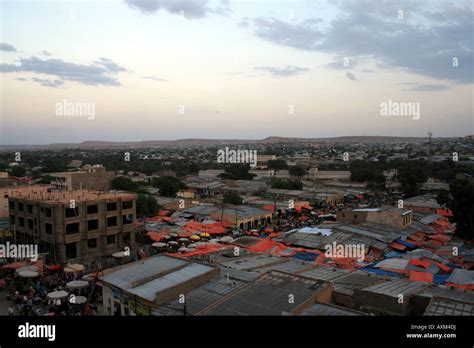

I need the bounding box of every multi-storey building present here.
[50,165,114,191]
[8,189,136,264]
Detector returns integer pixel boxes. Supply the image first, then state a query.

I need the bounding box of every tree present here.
[10,166,26,177]
[136,194,159,218]
[447,180,474,240]
[152,176,186,197]
[289,165,306,178]
[218,164,255,180]
[270,178,303,190]
[111,177,140,192]
[267,159,288,171]
[223,191,243,205]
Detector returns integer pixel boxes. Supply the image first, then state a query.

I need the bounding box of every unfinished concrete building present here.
[50,164,114,191]
[8,189,136,264]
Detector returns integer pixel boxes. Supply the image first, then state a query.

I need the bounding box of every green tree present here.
[218,164,255,180]
[289,165,306,178]
[136,194,159,218]
[270,178,303,190]
[267,159,288,171]
[10,166,26,177]
[111,177,140,191]
[223,191,243,205]
[152,176,186,197]
[447,180,474,240]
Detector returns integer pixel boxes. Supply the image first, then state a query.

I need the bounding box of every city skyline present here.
[1,0,473,144]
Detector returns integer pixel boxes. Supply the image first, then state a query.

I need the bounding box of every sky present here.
[0,0,473,145]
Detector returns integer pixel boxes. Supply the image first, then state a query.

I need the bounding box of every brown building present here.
[8,189,136,264]
[50,165,114,191]
[336,207,413,229]
[0,185,53,218]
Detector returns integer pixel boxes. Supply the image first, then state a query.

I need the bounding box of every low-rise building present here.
[50,165,114,191]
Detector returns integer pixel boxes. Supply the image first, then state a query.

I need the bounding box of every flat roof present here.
[9,189,135,204]
[200,271,327,315]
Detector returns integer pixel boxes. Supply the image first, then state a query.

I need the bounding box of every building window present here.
[9,201,14,210]
[27,204,33,213]
[107,202,117,212]
[122,232,131,245]
[45,223,53,235]
[122,214,133,225]
[65,207,79,218]
[18,202,24,211]
[88,219,99,231]
[9,215,15,224]
[19,217,24,227]
[87,205,98,215]
[45,208,52,217]
[87,238,98,249]
[65,242,77,259]
[107,216,118,227]
[122,201,133,210]
[66,222,79,235]
[106,235,116,245]
[27,219,34,229]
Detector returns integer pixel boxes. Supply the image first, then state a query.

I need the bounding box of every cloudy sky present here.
[0,0,473,144]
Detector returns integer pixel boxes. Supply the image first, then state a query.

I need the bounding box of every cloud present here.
[15,77,27,81]
[32,77,64,88]
[250,17,323,50]
[0,43,16,52]
[94,57,127,73]
[408,84,449,91]
[345,72,357,80]
[142,75,168,81]
[40,50,52,56]
[0,56,126,86]
[125,0,216,19]
[244,1,474,84]
[254,65,309,77]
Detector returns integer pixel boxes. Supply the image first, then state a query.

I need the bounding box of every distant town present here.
[0,134,473,316]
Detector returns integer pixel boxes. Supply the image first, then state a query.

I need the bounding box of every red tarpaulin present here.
[263,205,276,213]
[436,208,453,217]
[2,262,26,270]
[146,231,165,242]
[409,270,433,283]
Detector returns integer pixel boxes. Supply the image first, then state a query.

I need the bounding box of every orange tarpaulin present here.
[409,270,433,283]
[146,231,165,242]
[263,205,276,213]
[390,242,407,251]
[436,208,453,217]
[430,234,451,243]
[247,238,287,254]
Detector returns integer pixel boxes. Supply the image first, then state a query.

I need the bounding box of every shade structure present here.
[71,295,87,304]
[152,242,166,248]
[64,264,85,273]
[178,238,189,243]
[190,235,201,241]
[200,232,211,238]
[169,232,179,238]
[168,241,178,246]
[178,247,189,253]
[18,270,39,278]
[47,290,68,299]
[220,236,234,243]
[66,280,89,289]
[112,251,129,258]
[16,265,39,274]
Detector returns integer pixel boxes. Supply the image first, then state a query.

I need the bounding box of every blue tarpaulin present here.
[361,267,403,278]
[433,274,450,285]
[385,251,403,258]
[292,252,319,262]
[395,239,417,249]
